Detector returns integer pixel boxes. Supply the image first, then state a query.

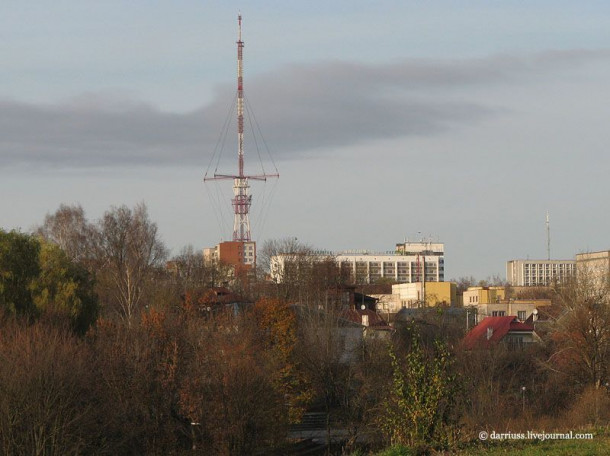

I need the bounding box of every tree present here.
[0,230,40,318]
[551,271,610,389]
[178,309,288,454]
[36,204,94,264]
[168,245,233,292]
[379,330,457,450]
[30,241,98,334]
[252,297,313,423]
[0,230,98,333]
[94,203,167,321]
[259,237,313,275]
[0,322,102,455]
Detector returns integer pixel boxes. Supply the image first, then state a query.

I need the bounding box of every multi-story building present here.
[270,241,445,285]
[335,252,444,284]
[392,282,457,308]
[463,286,550,323]
[575,250,610,288]
[506,259,575,286]
[395,241,444,257]
[204,240,256,274]
[463,286,506,306]
[270,251,444,285]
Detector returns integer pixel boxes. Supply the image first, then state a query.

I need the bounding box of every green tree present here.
[0,230,98,333]
[30,242,98,334]
[379,333,457,450]
[0,230,40,317]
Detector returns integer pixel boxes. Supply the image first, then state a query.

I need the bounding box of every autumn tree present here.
[168,245,233,293]
[94,203,167,321]
[0,322,102,455]
[252,297,313,423]
[178,309,288,454]
[90,310,185,454]
[551,271,610,389]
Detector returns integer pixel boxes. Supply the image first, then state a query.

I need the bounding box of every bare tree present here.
[552,270,610,389]
[169,245,233,292]
[95,203,167,321]
[36,204,95,264]
[259,237,312,274]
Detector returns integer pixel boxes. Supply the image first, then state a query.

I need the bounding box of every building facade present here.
[270,251,444,284]
[463,286,506,306]
[204,240,256,272]
[575,250,610,289]
[391,282,457,309]
[336,252,444,284]
[506,259,575,286]
[463,286,550,323]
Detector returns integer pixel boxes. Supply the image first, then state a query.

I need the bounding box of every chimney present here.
[362,314,369,327]
[486,327,493,340]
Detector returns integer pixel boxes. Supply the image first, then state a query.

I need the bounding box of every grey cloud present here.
[0,49,608,168]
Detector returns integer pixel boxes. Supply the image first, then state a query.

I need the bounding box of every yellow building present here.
[463,286,506,306]
[392,281,457,308]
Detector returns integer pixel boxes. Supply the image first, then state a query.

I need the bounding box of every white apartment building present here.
[395,241,444,256]
[575,250,610,288]
[506,259,575,286]
[270,250,444,284]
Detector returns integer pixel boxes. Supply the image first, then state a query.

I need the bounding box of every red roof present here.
[462,316,535,349]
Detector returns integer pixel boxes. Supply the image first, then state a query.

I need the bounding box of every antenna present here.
[546,211,550,260]
[204,14,279,242]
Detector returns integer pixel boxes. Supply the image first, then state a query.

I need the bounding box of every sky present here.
[1,1,610,280]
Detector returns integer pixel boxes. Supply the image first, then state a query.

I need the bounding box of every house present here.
[187,287,252,315]
[340,308,393,339]
[462,316,540,350]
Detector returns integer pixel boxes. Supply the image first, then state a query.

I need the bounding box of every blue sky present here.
[1,1,610,279]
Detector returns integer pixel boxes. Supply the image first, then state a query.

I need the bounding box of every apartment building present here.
[204,240,256,272]
[506,259,575,286]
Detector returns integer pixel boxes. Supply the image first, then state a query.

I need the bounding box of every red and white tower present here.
[204,14,278,242]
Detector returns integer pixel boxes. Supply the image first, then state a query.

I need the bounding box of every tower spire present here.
[204,14,279,242]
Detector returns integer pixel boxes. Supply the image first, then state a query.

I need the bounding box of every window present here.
[518,310,527,321]
[492,311,506,317]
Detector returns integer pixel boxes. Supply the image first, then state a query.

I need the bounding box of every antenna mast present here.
[546,211,550,260]
[204,14,279,242]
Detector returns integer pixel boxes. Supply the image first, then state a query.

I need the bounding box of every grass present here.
[453,430,610,456]
[369,430,610,456]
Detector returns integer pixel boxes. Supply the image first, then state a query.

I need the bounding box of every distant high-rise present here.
[506,259,575,286]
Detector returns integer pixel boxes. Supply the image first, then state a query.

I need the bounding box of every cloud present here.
[0,49,608,169]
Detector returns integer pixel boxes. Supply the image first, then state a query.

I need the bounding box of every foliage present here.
[0,229,40,317]
[375,444,417,456]
[253,297,313,423]
[379,331,457,450]
[31,241,98,334]
[0,230,97,333]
